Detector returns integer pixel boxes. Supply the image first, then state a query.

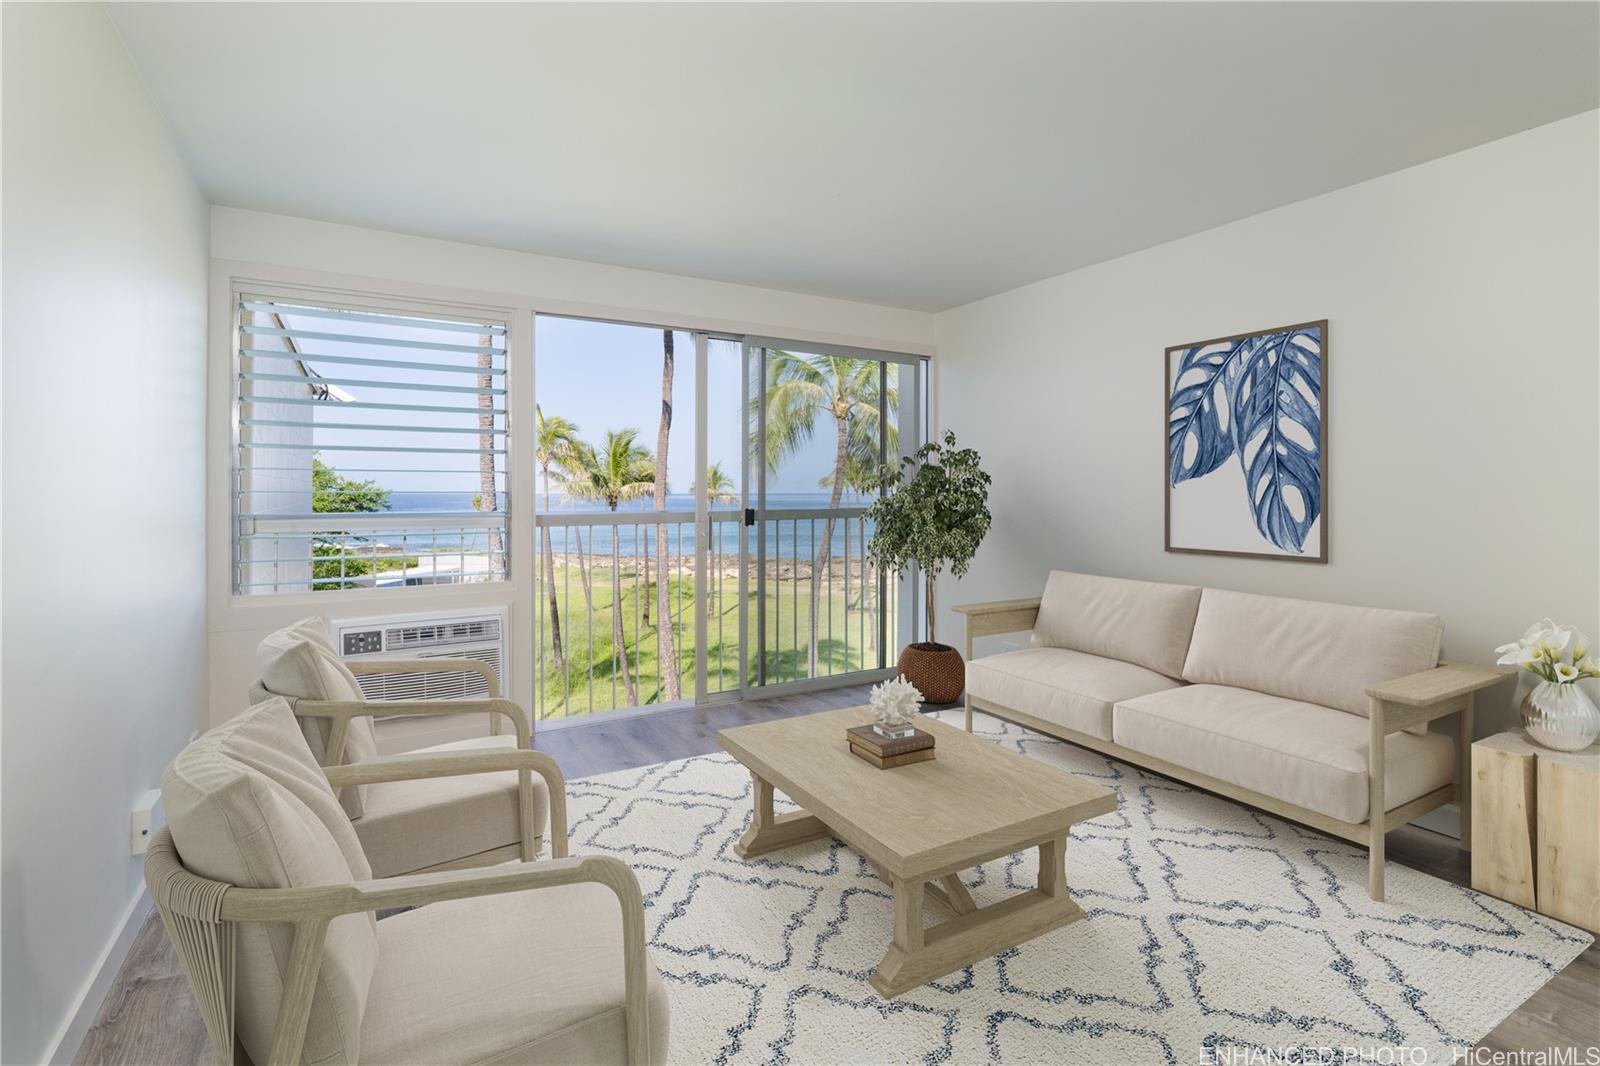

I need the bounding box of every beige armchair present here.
[149,697,669,1066]
[252,618,552,877]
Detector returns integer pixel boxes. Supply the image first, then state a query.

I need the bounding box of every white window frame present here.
[206,257,937,720]
[229,289,512,597]
[207,264,536,625]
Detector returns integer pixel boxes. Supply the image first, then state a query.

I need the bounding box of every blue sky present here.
[534,316,853,498]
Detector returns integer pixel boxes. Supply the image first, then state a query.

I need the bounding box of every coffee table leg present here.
[734,771,833,859]
[893,877,925,953]
[870,836,1084,1000]
[1039,835,1066,896]
[928,873,978,915]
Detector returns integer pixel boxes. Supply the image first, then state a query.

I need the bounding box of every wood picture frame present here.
[1164,319,1328,563]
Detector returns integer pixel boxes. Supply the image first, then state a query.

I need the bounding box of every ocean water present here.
[379,491,876,559]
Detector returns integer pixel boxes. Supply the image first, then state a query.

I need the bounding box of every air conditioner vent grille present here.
[383,618,500,650]
[354,647,502,702]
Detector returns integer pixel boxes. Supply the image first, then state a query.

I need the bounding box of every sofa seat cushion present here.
[968,647,1183,741]
[1031,571,1203,678]
[363,881,670,1065]
[353,735,550,878]
[1112,685,1455,824]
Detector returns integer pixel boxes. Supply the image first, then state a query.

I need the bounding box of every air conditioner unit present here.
[331,608,507,703]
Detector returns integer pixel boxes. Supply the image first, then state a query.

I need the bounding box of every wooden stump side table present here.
[1471,730,1599,934]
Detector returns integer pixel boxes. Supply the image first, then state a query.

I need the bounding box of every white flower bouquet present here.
[1496,618,1600,751]
[1495,619,1599,684]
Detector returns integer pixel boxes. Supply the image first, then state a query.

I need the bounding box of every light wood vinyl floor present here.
[73,687,1599,1064]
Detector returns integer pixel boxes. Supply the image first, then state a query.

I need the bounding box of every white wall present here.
[935,112,1600,738]
[1,5,209,1062]
[211,207,936,353]
[205,213,936,726]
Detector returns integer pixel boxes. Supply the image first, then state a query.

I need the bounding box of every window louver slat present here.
[240,300,507,334]
[234,295,510,595]
[240,348,507,376]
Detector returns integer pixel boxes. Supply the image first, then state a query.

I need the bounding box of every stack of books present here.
[846,724,936,769]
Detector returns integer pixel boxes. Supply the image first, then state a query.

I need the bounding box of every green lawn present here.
[532,561,896,717]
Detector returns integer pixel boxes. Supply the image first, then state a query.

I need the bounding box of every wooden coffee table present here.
[717,705,1117,998]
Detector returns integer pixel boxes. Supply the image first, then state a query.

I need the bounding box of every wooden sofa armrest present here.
[346,656,501,698]
[323,748,568,860]
[1362,662,1511,901]
[1365,662,1512,707]
[291,695,533,760]
[1366,662,1513,733]
[954,597,1042,643]
[215,854,650,1066]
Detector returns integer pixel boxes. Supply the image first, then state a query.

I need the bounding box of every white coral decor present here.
[870,675,924,727]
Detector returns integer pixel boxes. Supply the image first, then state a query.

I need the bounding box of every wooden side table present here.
[1471,730,1599,933]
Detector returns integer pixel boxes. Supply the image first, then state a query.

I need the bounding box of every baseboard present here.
[46,886,152,1065]
[1411,801,1462,840]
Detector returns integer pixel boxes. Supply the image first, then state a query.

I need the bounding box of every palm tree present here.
[653,331,679,700]
[535,406,582,674]
[567,439,597,612]
[761,353,897,673]
[573,428,655,707]
[695,462,738,505]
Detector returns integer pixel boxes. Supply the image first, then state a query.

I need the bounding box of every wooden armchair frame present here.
[144,752,657,1066]
[955,597,1510,901]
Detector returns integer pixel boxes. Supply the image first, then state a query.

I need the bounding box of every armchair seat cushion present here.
[354,735,551,878]
[1112,685,1455,824]
[363,881,671,1065]
[967,647,1183,741]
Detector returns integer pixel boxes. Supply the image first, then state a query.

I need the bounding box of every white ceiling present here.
[110,2,1598,311]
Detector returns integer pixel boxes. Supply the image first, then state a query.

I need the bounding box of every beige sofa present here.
[956,571,1508,901]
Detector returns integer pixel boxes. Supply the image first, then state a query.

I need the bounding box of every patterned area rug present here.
[566,710,1591,1065]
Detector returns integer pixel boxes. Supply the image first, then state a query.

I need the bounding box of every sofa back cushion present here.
[1031,571,1203,679]
[1182,588,1444,718]
[256,617,376,819]
[163,697,376,1066]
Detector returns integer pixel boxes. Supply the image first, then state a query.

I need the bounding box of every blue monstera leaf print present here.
[1229,327,1322,552]
[1167,325,1323,554]
[1167,338,1251,485]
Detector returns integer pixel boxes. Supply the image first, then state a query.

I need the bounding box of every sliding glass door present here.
[531,314,923,721]
[743,340,924,692]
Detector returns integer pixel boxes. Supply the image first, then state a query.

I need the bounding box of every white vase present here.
[1521,680,1600,752]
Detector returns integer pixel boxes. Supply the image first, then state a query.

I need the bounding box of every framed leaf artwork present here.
[1164,320,1327,562]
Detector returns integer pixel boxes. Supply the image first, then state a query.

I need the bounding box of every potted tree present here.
[865,430,992,703]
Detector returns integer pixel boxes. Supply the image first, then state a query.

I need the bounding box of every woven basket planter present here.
[897,642,965,704]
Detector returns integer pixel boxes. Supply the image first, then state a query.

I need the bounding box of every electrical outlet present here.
[130,789,162,856]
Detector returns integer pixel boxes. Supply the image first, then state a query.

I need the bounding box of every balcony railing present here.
[532,508,896,720]
[236,513,508,594]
